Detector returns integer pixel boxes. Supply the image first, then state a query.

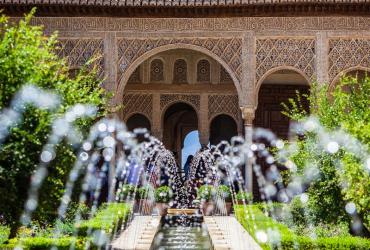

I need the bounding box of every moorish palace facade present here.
[2,0,370,195]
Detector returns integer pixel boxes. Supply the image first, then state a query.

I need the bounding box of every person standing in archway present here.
[183,155,193,180]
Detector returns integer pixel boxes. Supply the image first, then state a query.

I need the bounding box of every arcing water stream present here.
[1,85,369,249]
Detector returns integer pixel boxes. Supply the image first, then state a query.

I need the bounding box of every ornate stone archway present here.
[329,38,370,83]
[115,38,243,104]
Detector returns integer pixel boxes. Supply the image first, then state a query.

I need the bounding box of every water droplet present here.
[345,202,356,214]
[26,198,37,211]
[41,150,53,163]
[304,119,318,132]
[98,123,107,132]
[276,140,284,149]
[103,136,115,148]
[326,141,339,154]
[256,230,268,243]
[79,152,89,161]
[82,142,92,151]
[250,144,258,151]
[73,104,86,116]
[300,193,309,203]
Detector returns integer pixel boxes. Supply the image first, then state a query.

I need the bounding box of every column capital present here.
[240,106,256,126]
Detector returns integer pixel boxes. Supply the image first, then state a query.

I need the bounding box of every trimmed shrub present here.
[117,184,136,201]
[136,186,152,200]
[0,237,90,250]
[235,205,370,250]
[197,185,214,202]
[75,203,131,237]
[216,185,232,202]
[236,191,253,203]
[154,186,172,203]
[0,225,9,244]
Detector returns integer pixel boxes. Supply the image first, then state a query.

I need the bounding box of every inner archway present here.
[163,102,198,166]
[331,68,369,92]
[126,113,151,132]
[209,114,237,145]
[255,69,310,139]
[254,69,310,200]
[182,130,201,178]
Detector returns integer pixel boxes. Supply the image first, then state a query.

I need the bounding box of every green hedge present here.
[234,205,370,250]
[0,237,89,250]
[76,203,131,236]
[0,225,10,244]
[0,203,131,249]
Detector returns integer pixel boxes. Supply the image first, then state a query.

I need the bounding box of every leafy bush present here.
[215,185,232,202]
[0,10,107,237]
[236,191,253,202]
[235,205,370,250]
[64,202,90,222]
[54,220,76,236]
[0,225,9,244]
[117,184,136,201]
[197,185,214,202]
[76,203,131,237]
[136,186,152,200]
[1,236,90,250]
[154,186,172,203]
[289,196,306,227]
[281,76,370,228]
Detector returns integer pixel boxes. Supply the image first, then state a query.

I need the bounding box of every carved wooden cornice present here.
[1,1,370,17]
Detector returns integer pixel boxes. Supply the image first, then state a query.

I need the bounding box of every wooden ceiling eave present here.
[0,3,370,18]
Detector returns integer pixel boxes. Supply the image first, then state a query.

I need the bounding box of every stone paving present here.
[112,215,261,250]
[204,216,262,250]
[111,216,160,250]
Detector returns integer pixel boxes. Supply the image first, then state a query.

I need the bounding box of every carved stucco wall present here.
[160,94,200,111]
[328,38,370,83]
[31,16,370,124]
[117,37,242,87]
[121,93,153,123]
[56,38,104,78]
[208,95,240,124]
[256,38,315,86]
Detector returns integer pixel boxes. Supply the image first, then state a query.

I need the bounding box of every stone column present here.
[103,32,117,96]
[240,106,256,193]
[151,93,162,140]
[199,94,209,146]
[103,32,118,202]
[315,31,329,85]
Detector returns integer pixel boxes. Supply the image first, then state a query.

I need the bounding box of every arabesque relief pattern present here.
[121,93,153,121]
[160,94,200,111]
[328,38,370,82]
[117,38,242,84]
[25,17,370,33]
[256,38,315,83]
[56,39,104,78]
[208,95,240,123]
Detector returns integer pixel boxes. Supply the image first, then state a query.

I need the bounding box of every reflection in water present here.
[151,215,213,250]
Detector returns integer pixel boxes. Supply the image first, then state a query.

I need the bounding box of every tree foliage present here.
[282,75,370,230]
[0,10,108,237]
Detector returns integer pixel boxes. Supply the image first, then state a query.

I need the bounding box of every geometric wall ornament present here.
[117,37,242,85]
[121,93,153,121]
[173,59,188,84]
[208,94,240,123]
[197,59,211,82]
[328,38,370,82]
[150,59,164,82]
[220,66,233,83]
[256,38,315,83]
[128,66,141,84]
[56,39,104,78]
[160,94,200,111]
